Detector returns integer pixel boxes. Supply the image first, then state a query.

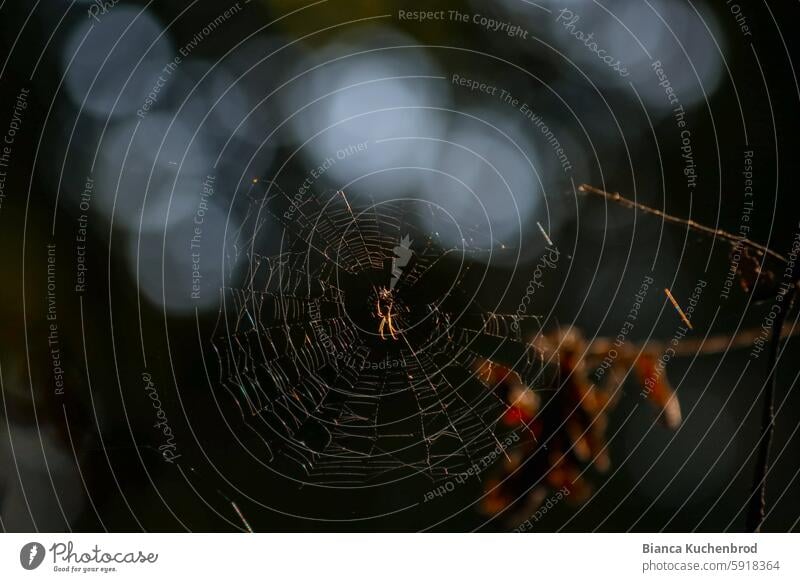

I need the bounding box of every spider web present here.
[212,181,545,486]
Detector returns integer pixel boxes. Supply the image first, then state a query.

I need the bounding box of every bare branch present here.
[578,184,787,264]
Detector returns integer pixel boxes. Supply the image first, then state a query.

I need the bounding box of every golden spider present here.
[375,286,400,340]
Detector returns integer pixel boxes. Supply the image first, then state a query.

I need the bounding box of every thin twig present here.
[585,323,800,360]
[537,221,554,246]
[746,286,796,532]
[231,501,254,533]
[664,288,693,330]
[578,184,787,264]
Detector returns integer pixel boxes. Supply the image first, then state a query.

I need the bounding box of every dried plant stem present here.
[746,286,796,532]
[586,322,800,361]
[577,184,787,264]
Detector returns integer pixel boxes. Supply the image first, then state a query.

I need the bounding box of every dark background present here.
[0,0,799,532]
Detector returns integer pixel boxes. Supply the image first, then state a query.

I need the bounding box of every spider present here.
[375,286,400,340]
